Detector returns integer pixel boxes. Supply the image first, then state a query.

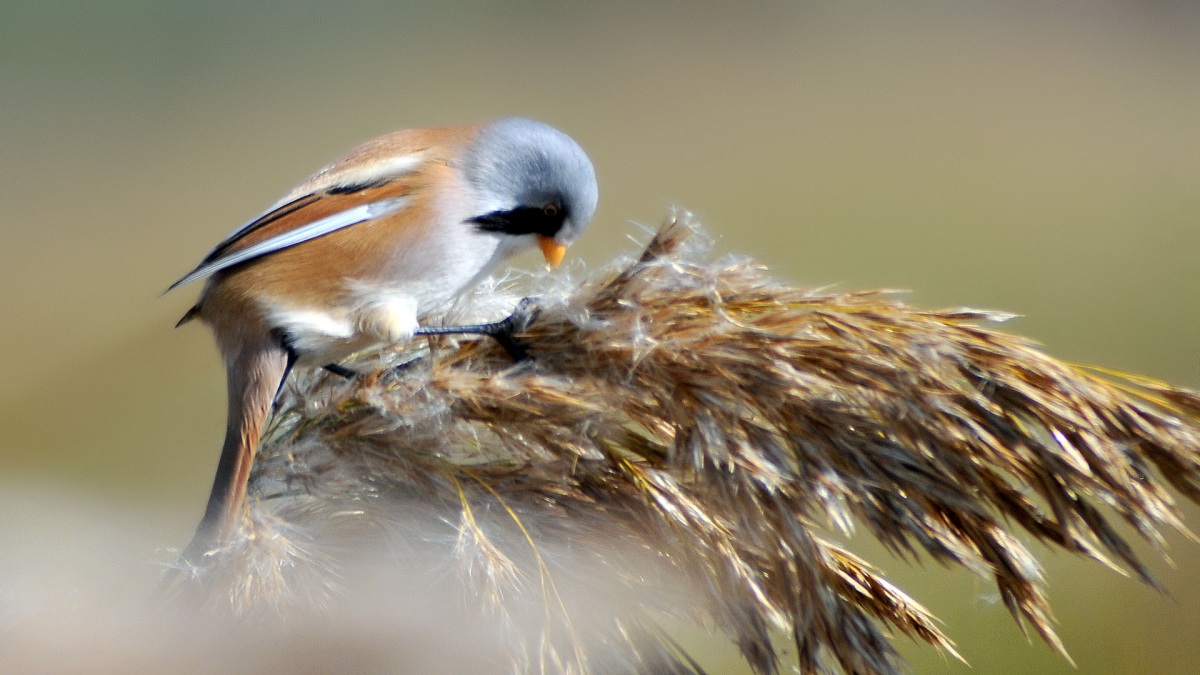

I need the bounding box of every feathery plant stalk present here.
[168,215,1200,674]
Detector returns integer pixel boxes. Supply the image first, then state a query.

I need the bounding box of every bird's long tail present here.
[181,335,292,564]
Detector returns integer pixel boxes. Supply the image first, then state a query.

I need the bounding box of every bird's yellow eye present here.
[543,204,559,217]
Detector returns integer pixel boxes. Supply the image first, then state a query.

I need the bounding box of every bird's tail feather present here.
[181,336,291,563]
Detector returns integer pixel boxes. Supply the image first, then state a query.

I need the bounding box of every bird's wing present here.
[168,195,410,290]
[167,149,430,291]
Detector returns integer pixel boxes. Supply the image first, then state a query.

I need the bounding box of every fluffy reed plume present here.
[167,215,1200,674]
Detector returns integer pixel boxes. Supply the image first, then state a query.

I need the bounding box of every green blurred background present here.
[2,1,1199,672]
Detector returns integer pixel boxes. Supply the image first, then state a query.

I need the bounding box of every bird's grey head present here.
[462,118,598,255]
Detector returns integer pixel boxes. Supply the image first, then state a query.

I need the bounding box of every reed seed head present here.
[167,214,1200,675]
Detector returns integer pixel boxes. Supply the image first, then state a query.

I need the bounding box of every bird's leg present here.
[322,299,538,377]
[415,298,538,361]
[326,358,424,378]
[323,363,358,379]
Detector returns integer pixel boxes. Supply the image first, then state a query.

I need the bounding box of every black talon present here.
[490,331,528,362]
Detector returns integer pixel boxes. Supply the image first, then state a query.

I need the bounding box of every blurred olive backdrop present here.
[2,1,1199,673]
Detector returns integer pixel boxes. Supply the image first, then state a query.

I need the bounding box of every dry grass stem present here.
[166,215,1200,675]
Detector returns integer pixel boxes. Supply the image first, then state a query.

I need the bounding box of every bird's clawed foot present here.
[321,299,539,377]
[415,297,539,361]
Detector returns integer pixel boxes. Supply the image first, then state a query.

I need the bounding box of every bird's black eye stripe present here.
[470,204,567,237]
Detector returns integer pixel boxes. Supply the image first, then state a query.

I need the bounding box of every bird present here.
[168,117,598,559]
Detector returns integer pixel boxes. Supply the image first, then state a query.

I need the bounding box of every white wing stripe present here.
[170,196,409,288]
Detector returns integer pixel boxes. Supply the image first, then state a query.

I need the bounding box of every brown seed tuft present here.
[165,215,1200,675]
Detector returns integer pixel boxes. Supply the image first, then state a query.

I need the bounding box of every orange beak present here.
[538,236,567,268]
